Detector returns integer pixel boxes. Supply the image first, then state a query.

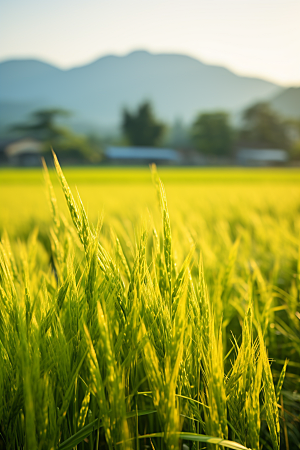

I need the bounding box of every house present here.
[0,139,12,165]
[0,137,42,166]
[237,148,288,166]
[105,146,182,165]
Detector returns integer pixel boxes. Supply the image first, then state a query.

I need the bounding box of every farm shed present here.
[105,146,182,165]
[237,148,288,166]
[3,137,42,166]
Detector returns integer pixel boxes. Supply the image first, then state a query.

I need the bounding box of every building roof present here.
[237,148,288,162]
[105,146,181,161]
[5,138,42,157]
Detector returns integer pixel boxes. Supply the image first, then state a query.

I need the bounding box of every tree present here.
[192,111,234,156]
[287,118,300,159]
[239,102,290,149]
[164,118,192,149]
[122,102,165,146]
[11,109,102,162]
[11,108,71,143]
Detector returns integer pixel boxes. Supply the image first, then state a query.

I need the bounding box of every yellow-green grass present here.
[1,166,299,184]
[1,167,300,231]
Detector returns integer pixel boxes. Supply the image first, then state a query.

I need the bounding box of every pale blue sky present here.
[1,0,299,85]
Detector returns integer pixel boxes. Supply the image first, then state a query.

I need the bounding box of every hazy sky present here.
[1,0,299,86]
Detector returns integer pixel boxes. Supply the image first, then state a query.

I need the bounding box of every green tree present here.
[11,109,102,162]
[164,118,192,149]
[192,111,234,156]
[239,102,290,149]
[11,108,71,142]
[122,102,165,146]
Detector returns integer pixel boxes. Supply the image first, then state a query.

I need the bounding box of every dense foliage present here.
[238,103,291,150]
[192,112,234,156]
[0,162,299,450]
[122,102,165,146]
[9,109,102,163]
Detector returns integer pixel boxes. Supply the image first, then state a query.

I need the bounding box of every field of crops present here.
[0,161,299,450]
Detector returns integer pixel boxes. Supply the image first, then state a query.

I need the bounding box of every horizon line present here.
[1,48,298,88]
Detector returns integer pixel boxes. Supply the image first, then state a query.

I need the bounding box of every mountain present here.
[270,87,300,119]
[0,50,283,131]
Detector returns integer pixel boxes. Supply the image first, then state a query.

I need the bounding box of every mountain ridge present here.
[1,50,296,132]
[270,87,300,119]
[0,50,287,86]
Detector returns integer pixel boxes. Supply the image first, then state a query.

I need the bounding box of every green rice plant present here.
[0,157,297,450]
[258,327,280,450]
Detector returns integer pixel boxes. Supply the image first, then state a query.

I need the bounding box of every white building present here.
[237,148,288,166]
[4,137,42,166]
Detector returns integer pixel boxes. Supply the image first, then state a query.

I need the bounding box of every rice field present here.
[0,161,299,450]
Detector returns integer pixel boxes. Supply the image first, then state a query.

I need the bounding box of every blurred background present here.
[0,0,300,167]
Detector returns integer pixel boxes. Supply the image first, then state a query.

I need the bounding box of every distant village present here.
[0,101,299,168]
[0,137,291,167]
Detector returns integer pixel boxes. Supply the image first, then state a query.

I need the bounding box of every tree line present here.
[122,101,300,159]
[9,101,300,162]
